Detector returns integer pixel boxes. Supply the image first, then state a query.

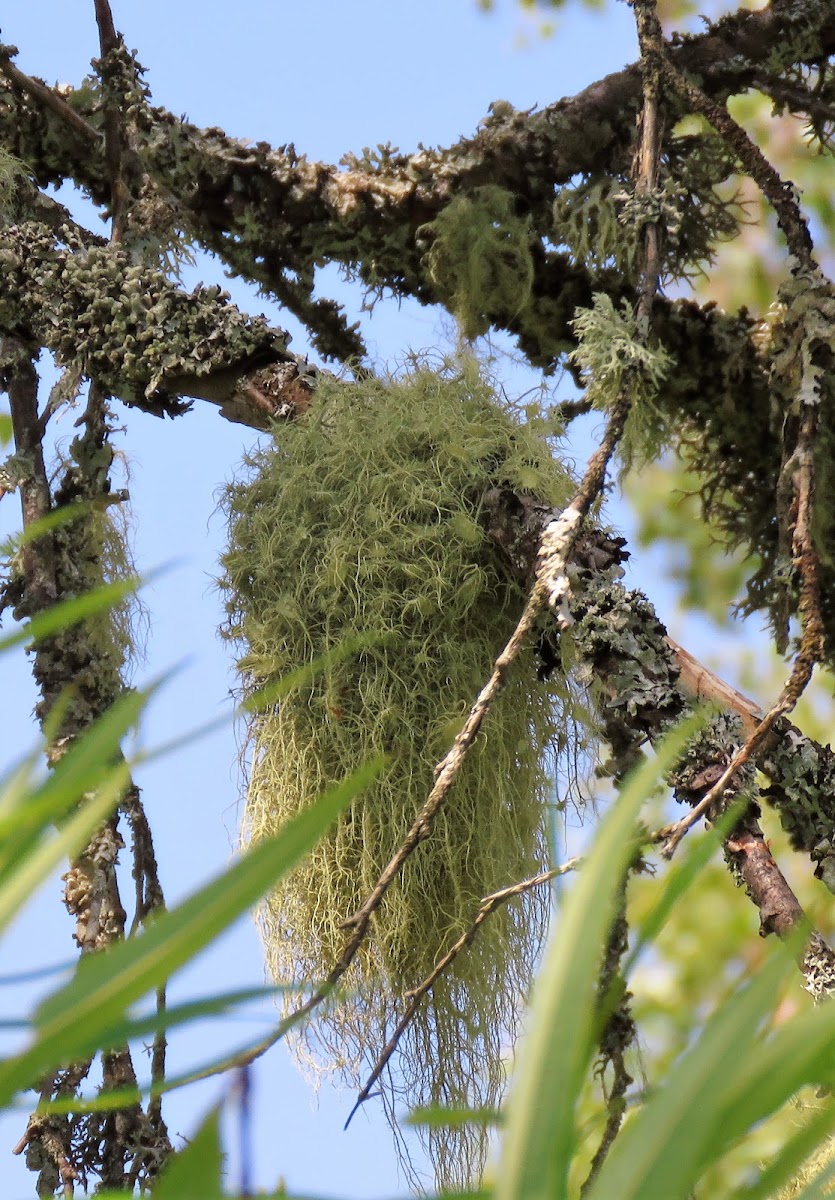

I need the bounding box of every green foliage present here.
[219,359,580,1188]
[0,600,384,1200]
[150,1106,224,1200]
[496,716,702,1200]
[11,762,379,1099]
[419,187,535,341]
[5,599,835,1199]
[492,725,835,1200]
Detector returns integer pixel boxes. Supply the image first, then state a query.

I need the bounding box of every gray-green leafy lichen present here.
[0,450,32,493]
[760,730,835,892]
[567,547,835,893]
[0,220,290,409]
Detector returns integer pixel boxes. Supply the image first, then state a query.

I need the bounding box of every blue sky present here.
[0,4,641,1196]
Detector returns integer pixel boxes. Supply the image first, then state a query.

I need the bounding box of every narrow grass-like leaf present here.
[151,1104,224,1200]
[0,762,128,937]
[0,411,11,445]
[0,688,147,877]
[0,961,75,986]
[0,759,382,1103]
[709,1000,835,1156]
[585,946,794,1200]
[495,714,704,1200]
[734,1098,835,1200]
[0,500,99,557]
[784,1149,835,1200]
[31,985,288,1115]
[55,983,290,1077]
[0,700,143,881]
[623,794,749,978]
[24,1031,295,1113]
[0,747,42,823]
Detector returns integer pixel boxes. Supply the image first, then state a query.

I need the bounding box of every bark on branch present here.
[2,0,834,365]
[484,488,835,968]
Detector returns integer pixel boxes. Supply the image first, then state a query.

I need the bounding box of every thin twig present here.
[233,1065,253,1198]
[580,6,664,1183]
[345,857,583,1129]
[122,787,168,1129]
[93,0,129,243]
[653,43,826,858]
[659,55,816,268]
[0,51,102,145]
[631,0,665,321]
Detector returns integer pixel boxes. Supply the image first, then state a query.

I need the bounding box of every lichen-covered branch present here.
[92,1,131,244]
[3,1,833,273]
[484,488,835,994]
[2,335,56,611]
[2,353,173,1190]
[2,1,834,367]
[0,214,319,426]
[656,26,831,729]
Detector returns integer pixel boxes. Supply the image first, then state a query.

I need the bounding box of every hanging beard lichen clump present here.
[219,360,580,1187]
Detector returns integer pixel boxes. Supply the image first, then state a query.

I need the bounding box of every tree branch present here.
[483,488,835,891]
[92,0,130,244]
[2,0,833,363]
[0,218,314,426]
[1,336,56,611]
[1,360,173,1189]
[645,59,829,848]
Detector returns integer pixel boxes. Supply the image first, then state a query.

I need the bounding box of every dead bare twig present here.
[345,857,583,1129]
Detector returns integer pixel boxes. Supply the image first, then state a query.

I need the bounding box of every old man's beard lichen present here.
[219,359,587,1188]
